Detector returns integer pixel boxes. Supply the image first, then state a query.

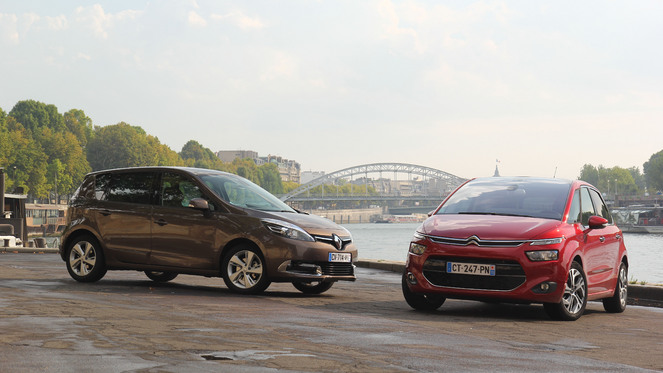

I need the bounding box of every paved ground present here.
[1,253,662,372]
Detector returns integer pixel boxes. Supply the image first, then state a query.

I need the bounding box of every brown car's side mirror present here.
[188,198,210,210]
[588,215,608,229]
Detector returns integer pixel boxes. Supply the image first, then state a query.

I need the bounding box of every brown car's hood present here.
[268,211,351,236]
[421,214,562,240]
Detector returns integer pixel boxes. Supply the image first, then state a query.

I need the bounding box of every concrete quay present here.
[1,253,663,372]
[1,246,661,309]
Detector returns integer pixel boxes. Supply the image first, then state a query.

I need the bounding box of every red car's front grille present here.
[422,256,526,291]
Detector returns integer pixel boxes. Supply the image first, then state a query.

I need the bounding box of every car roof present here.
[85,166,235,178]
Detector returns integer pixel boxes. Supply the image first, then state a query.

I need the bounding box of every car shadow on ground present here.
[47,276,605,322]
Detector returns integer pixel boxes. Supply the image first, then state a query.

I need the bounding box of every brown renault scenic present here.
[59,167,357,294]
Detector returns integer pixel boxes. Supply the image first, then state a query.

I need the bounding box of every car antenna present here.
[553,167,557,178]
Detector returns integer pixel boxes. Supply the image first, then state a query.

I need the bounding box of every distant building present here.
[215,150,300,183]
[215,150,259,163]
[301,171,325,184]
[257,155,301,183]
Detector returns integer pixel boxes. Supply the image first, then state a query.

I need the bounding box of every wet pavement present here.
[1,253,662,372]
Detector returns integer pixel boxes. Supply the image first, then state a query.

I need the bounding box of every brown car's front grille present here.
[320,262,354,276]
[423,256,526,291]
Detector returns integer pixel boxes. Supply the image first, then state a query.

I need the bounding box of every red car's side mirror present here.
[588,215,608,229]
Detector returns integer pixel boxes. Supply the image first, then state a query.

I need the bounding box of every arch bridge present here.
[280,162,467,203]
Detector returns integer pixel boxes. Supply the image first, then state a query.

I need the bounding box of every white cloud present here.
[0,13,19,44]
[211,11,265,30]
[75,4,141,39]
[46,15,68,30]
[188,11,207,28]
[377,0,426,54]
[76,52,91,61]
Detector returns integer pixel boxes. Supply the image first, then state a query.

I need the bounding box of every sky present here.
[1,1,662,181]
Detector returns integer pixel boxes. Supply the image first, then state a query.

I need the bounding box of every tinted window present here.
[436,178,571,220]
[589,188,613,224]
[199,173,295,212]
[95,172,155,204]
[72,175,95,202]
[580,187,595,226]
[160,172,204,208]
[567,189,581,224]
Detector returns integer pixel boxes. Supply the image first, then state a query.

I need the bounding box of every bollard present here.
[34,237,46,248]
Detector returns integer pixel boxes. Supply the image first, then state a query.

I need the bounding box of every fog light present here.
[406,272,418,285]
[532,281,557,294]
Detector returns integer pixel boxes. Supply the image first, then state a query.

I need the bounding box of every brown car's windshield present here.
[200,173,295,213]
[437,178,571,221]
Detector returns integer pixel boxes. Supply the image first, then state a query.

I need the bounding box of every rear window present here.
[437,178,571,220]
[94,172,156,204]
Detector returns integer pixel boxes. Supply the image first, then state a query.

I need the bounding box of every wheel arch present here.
[219,237,265,266]
[60,228,104,260]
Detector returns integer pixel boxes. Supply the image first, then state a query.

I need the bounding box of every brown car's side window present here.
[95,172,155,204]
[160,173,204,208]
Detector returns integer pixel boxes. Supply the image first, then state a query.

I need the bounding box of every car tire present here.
[292,280,334,294]
[222,245,271,294]
[66,234,107,283]
[144,271,178,283]
[602,262,628,313]
[544,261,587,321]
[401,272,445,311]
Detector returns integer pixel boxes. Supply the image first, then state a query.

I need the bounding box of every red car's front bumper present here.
[404,245,568,304]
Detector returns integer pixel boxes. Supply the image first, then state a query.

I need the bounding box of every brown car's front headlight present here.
[262,218,315,242]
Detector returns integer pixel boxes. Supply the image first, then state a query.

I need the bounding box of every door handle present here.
[155,219,168,226]
[599,236,605,243]
[100,209,112,216]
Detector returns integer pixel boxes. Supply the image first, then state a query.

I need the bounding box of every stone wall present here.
[305,207,384,224]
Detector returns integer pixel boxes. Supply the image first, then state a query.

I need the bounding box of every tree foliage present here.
[644,150,663,192]
[86,122,184,171]
[578,164,638,195]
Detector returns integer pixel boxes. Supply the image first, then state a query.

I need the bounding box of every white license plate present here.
[329,252,352,263]
[447,262,495,276]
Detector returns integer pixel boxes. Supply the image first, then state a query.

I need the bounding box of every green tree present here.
[232,158,260,182]
[3,117,48,197]
[179,140,223,169]
[644,150,663,192]
[9,100,66,133]
[64,109,94,147]
[578,164,599,186]
[87,122,156,170]
[258,163,284,194]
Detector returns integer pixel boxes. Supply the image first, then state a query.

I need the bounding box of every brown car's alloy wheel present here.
[292,280,334,294]
[66,234,107,283]
[144,271,179,282]
[222,244,271,294]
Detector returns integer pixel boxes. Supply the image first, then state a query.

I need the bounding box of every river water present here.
[344,222,663,285]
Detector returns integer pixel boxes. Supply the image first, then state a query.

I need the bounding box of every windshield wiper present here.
[458,211,536,218]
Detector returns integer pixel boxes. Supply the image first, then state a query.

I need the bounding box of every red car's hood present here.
[421,214,562,240]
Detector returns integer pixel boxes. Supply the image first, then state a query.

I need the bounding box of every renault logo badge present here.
[332,234,343,250]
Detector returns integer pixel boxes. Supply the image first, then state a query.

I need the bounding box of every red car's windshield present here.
[436,178,572,221]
